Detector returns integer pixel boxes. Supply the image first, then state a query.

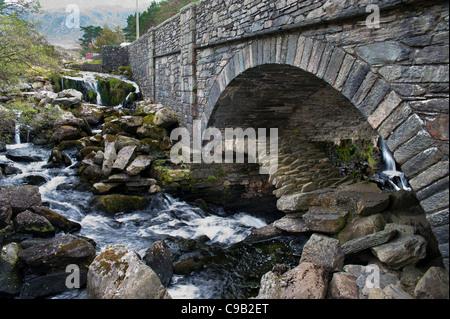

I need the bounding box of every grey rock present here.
[338,213,386,244]
[256,271,282,299]
[87,245,171,299]
[341,229,398,255]
[371,234,427,269]
[355,42,411,66]
[18,234,96,274]
[0,185,42,214]
[0,243,22,297]
[20,270,88,299]
[112,145,136,171]
[154,108,178,128]
[126,155,153,176]
[276,189,332,213]
[327,272,359,299]
[273,214,309,233]
[300,233,344,273]
[0,199,13,227]
[102,136,117,177]
[357,193,390,216]
[144,240,173,287]
[413,267,449,299]
[279,262,329,299]
[303,207,348,234]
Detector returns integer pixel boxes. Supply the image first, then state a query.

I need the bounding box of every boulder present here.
[102,135,117,177]
[112,145,136,172]
[371,235,427,269]
[52,89,83,107]
[338,213,386,244]
[77,104,105,125]
[0,185,42,213]
[303,207,348,233]
[344,263,403,298]
[115,135,142,152]
[97,194,151,215]
[368,283,413,299]
[300,233,345,273]
[107,173,140,183]
[144,240,174,287]
[53,125,81,143]
[47,147,72,168]
[112,116,144,134]
[13,210,55,237]
[126,155,154,176]
[20,270,88,299]
[256,271,283,299]
[0,199,13,227]
[91,182,120,195]
[341,229,398,255]
[0,242,22,297]
[279,262,329,299]
[357,193,390,216]
[87,245,171,299]
[18,234,96,275]
[327,272,359,299]
[244,224,284,242]
[272,214,310,233]
[30,206,81,233]
[413,267,449,299]
[154,108,178,129]
[276,189,332,213]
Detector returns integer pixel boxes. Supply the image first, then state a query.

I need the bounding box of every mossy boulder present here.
[150,160,192,187]
[97,194,151,215]
[97,77,136,106]
[13,210,55,237]
[87,245,171,299]
[86,90,98,104]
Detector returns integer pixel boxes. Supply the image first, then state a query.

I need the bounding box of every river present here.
[1,140,295,298]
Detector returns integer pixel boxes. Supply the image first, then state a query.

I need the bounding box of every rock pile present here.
[0,185,93,298]
[255,182,449,299]
[50,99,183,214]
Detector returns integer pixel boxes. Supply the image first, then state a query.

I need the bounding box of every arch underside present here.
[203,41,449,269]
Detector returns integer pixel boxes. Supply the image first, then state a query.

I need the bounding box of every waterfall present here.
[62,71,140,108]
[379,138,411,191]
[14,111,22,145]
[83,74,102,105]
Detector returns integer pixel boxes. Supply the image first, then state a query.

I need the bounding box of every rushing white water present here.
[62,71,140,108]
[0,143,267,299]
[379,138,411,191]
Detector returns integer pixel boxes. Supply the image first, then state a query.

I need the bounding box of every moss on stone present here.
[97,194,151,215]
[97,77,136,106]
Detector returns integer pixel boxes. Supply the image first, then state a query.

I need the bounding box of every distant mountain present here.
[31,7,133,49]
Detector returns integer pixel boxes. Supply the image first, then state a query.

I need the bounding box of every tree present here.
[123,0,195,42]
[79,25,103,55]
[0,0,60,89]
[92,25,125,52]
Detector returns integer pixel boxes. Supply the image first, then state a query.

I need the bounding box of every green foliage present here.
[79,25,103,55]
[97,77,136,106]
[86,90,98,104]
[0,0,61,89]
[93,25,125,53]
[0,99,63,144]
[123,0,196,41]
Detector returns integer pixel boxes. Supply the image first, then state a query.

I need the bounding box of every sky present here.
[37,0,163,11]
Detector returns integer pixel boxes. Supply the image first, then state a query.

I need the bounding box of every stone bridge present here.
[126,0,449,268]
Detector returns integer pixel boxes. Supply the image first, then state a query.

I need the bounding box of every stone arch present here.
[201,34,449,268]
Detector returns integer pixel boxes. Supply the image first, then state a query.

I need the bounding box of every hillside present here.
[31,6,132,49]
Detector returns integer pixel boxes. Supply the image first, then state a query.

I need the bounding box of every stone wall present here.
[101,45,129,73]
[127,0,449,269]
